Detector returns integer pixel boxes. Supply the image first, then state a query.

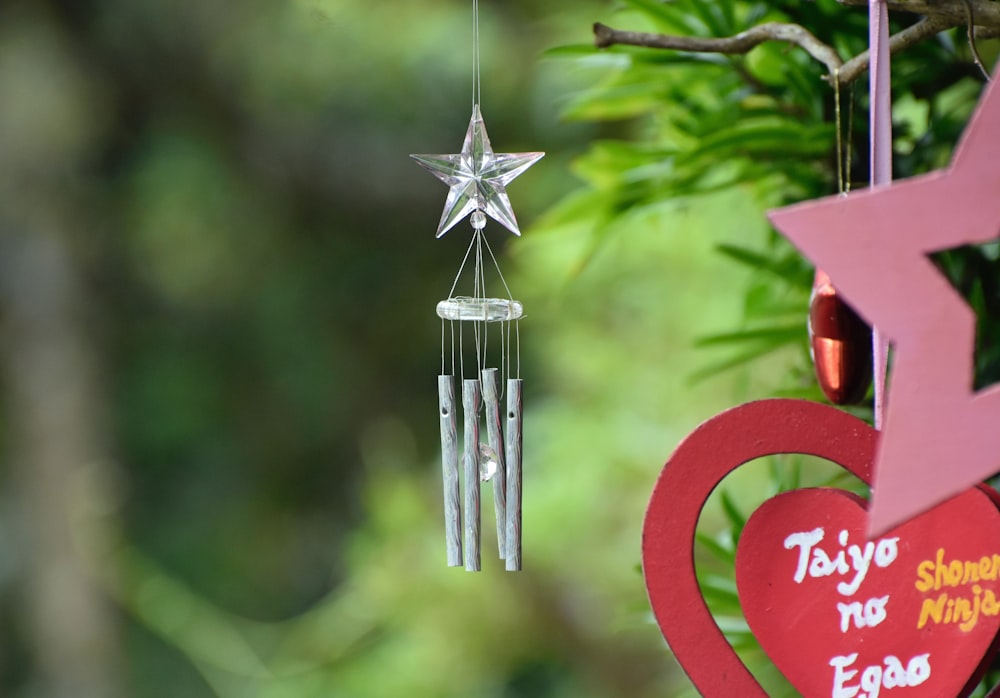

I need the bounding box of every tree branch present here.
[594,14,966,86]
[838,17,954,84]
[593,21,844,77]
[838,0,1000,28]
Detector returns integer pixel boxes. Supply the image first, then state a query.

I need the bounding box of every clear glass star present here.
[411,104,544,238]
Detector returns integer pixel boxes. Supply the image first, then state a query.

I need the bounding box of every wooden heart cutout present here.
[641,399,1000,697]
[737,487,1000,698]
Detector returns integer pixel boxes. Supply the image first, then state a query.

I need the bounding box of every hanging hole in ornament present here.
[437,296,523,322]
[441,406,450,417]
[931,244,1000,390]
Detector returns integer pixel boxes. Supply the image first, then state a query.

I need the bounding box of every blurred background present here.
[0,0,994,696]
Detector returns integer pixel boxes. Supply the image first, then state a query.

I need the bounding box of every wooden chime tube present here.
[481,368,507,558]
[463,378,482,572]
[438,375,462,566]
[505,378,523,571]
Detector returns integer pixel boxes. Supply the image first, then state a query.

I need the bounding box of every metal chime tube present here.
[463,379,482,571]
[438,375,462,566]
[505,378,523,571]
[481,368,507,558]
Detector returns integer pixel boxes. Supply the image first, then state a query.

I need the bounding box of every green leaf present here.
[715,242,811,283]
[688,341,790,383]
[720,489,746,540]
[683,0,730,37]
[696,530,735,564]
[542,44,603,58]
[687,120,834,161]
[619,0,703,35]
[695,324,804,347]
[713,616,751,635]
[697,572,742,612]
[532,188,614,230]
[571,140,679,190]
[562,79,668,121]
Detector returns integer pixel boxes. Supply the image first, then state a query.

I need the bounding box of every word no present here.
[837,595,889,633]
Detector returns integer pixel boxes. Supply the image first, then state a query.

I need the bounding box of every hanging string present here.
[474,229,485,373]
[482,231,515,301]
[845,84,854,194]
[482,228,519,388]
[869,0,891,429]
[504,318,511,393]
[834,70,857,195]
[444,0,515,388]
[835,70,845,195]
[515,320,521,379]
[869,2,892,186]
[472,0,481,108]
[448,231,480,298]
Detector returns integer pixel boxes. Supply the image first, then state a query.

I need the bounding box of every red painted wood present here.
[737,487,1000,698]
[642,399,877,696]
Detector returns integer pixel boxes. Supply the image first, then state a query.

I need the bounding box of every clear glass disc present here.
[436,296,523,322]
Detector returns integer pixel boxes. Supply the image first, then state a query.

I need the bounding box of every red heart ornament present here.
[737,487,1000,698]
[641,399,1000,697]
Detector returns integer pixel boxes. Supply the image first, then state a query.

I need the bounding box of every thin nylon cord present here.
[835,69,844,194]
[502,319,510,397]
[482,232,515,301]
[482,227,518,389]
[833,71,855,194]
[845,84,854,193]
[515,320,521,379]
[472,0,485,378]
[448,232,479,299]
[473,230,484,373]
[472,0,481,108]
[445,232,477,382]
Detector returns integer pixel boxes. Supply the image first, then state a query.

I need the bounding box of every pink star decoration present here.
[769,73,1000,536]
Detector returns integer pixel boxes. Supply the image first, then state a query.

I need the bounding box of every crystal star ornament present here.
[769,69,1000,536]
[412,105,543,238]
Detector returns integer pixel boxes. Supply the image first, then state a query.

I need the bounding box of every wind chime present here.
[411,0,543,571]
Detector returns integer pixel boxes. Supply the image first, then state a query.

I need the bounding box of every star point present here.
[411,104,544,238]
[769,71,1000,535]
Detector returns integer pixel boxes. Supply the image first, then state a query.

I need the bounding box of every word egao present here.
[830,653,930,698]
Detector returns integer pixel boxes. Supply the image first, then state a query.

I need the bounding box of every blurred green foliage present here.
[0,0,997,696]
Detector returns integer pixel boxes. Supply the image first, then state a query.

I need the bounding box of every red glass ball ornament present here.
[809,269,872,404]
